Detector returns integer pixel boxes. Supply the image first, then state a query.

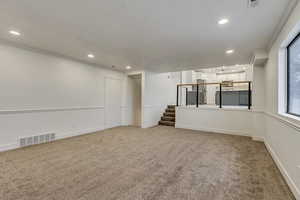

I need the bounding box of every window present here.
[287,33,300,117]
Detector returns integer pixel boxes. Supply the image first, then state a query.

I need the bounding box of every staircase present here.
[159,105,176,126]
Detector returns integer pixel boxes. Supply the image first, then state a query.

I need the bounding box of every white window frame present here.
[278,22,300,121]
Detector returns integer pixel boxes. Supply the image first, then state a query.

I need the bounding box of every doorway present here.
[129,74,142,127]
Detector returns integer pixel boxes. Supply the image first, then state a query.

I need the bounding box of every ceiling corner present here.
[267,0,299,51]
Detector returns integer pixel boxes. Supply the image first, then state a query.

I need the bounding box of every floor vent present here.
[19,133,55,147]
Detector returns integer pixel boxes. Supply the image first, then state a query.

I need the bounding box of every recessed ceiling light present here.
[226,49,234,54]
[87,54,95,58]
[9,30,21,36]
[218,18,229,25]
[126,66,132,70]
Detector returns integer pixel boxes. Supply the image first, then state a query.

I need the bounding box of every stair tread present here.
[166,108,175,112]
[162,116,175,119]
[159,120,175,124]
[159,120,175,126]
[164,111,175,114]
[164,112,175,116]
[161,116,175,122]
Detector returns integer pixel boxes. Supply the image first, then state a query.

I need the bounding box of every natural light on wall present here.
[278,21,300,120]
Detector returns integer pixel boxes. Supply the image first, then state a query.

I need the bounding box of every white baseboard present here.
[0,126,106,153]
[56,126,105,140]
[0,143,19,152]
[176,124,265,142]
[264,141,300,200]
[252,136,265,142]
[175,123,251,137]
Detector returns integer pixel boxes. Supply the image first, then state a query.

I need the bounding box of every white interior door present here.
[105,77,121,129]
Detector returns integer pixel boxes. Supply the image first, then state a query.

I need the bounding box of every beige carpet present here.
[0,126,295,200]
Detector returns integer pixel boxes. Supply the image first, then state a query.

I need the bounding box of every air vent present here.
[19,133,55,147]
[248,0,259,7]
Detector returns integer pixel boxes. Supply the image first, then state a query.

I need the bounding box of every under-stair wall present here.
[142,71,181,128]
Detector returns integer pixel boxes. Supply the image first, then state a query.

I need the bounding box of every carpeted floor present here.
[0,126,295,200]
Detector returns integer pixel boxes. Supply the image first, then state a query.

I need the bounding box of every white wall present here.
[0,43,131,151]
[182,70,192,84]
[252,65,265,111]
[142,71,181,128]
[176,107,254,136]
[122,76,134,126]
[104,77,122,129]
[262,1,300,198]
